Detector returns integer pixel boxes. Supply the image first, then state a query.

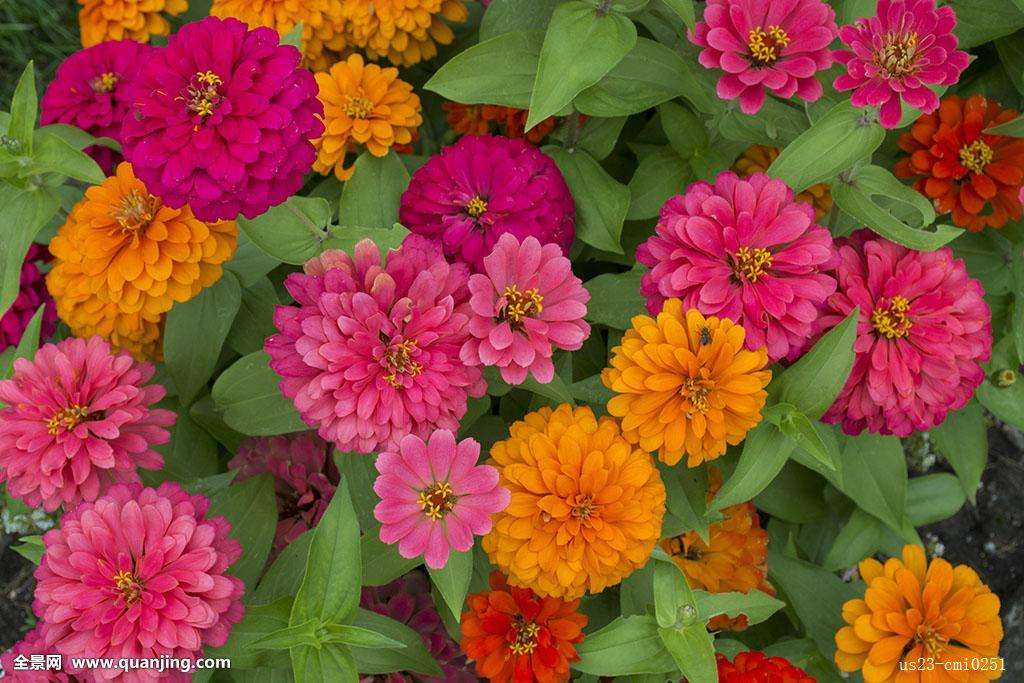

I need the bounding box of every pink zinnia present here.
[1,244,57,352]
[816,230,991,436]
[636,172,838,362]
[398,135,575,272]
[265,236,485,454]
[373,430,509,570]
[460,233,590,384]
[833,0,970,128]
[32,482,244,682]
[691,0,837,114]
[121,16,324,221]
[1,626,77,682]
[228,432,337,556]
[0,337,174,512]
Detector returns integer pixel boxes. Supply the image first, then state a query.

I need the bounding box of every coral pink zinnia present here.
[1,626,78,682]
[0,336,175,512]
[32,482,245,682]
[0,243,57,353]
[461,233,590,384]
[637,171,838,362]
[833,0,970,129]
[121,16,324,221]
[373,430,509,569]
[691,0,837,114]
[399,135,575,272]
[816,230,991,436]
[266,236,486,453]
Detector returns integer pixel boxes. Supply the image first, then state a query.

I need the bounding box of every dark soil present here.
[0,535,36,649]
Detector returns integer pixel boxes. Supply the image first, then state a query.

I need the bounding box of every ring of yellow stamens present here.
[113,569,143,605]
[569,494,596,520]
[872,295,912,339]
[499,285,543,330]
[418,481,456,520]
[748,25,790,65]
[465,196,488,218]
[46,404,89,436]
[344,95,375,119]
[731,246,773,282]
[680,375,715,416]
[509,619,541,655]
[112,189,157,231]
[383,338,423,388]
[959,140,994,175]
[873,31,919,78]
[90,72,118,93]
[185,70,224,119]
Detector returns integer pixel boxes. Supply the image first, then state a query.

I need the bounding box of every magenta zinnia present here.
[0,336,174,512]
[266,236,486,454]
[399,135,575,272]
[691,0,837,114]
[32,482,245,678]
[0,244,57,353]
[816,230,991,436]
[121,16,324,221]
[833,0,970,129]
[637,172,838,362]
[461,233,590,384]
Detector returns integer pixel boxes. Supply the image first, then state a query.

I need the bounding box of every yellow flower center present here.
[570,494,597,520]
[873,31,919,78]
[872,295,912,339]
[185,70,224,119]
[732,246,773,282]
[113,569,143,605]
[90,71,119,93]
[46,404,90,436]
[915,626,949,657]
[500,285,544,328]
[465,196,488,218]
[419,481,456,520]
[509,618,541,655]
[959,140,994,174]
[747,25,790,65]
[680,375,715,415]
[344,95,375,119]
[383,337,423,388]
[112,188,157,231]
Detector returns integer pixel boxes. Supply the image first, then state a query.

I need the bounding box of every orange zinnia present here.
[313,54,422,180]
[341,0,469,67]
[896,95,1024,232]
[482,404,666,600]
[78,0,187,47]
[835,545,1003,682]
[732,144,833,219]
[210,0,347,70]
[602,299,771,468]
[443,102,560,144]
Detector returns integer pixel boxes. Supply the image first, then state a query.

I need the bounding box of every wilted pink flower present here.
[833,0,970,128]
[32,482,244,682]
[121,16,323,221]
[229,432,338,556]
[399,135,575,272]
[266,236,485,453]
[360,572,476,683]
[691,0,837,114]
[0,244,57,352]
[373,430,508,569]
[1,626,79,682]
[460,233,589,384]
[0,336,174,512]
[816,230,991,435]
[637,172,838,362]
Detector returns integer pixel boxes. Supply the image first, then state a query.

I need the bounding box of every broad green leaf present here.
[995,36,1024,97]
[712,422,794,511]
[573,616,676,675]
[251,531,314,605]
[338,151,409,228]
[659,462,711,542]
[584,267,646,329]
[659,101,706,159]
[977,336,1024,429]
[658,625,716,683]
[424,31,543,109]
[773,308,859,419]
[350,608,444,677]
[250,619,320,650]
[236,196,329,265]
[545,147,628,253]
[427,548,473,616]
[906,473,966,525]
[227,277,280,356]
[626,147,690,220]
[321,624,405,650]
[754,461,828,523]
[225,231,281,287]
[949,0,1024,49]
[574,115,627,159]
[822,508,888,571]
[693,590,785,627]
[335,452,379,530]
[575,38,691,117]
[0,185,60,318]
[323,223,410,255]
[766,403,839,471]
[930,401,987,503]
[146,411,219,485]
[654,0,695,27]
[480,0,559,39]
[836,433,908,532]
[30,131,104,184]
[208,474,278,589]
[206,598,292,670]
[652,558,698,629]
[11,535,44,564]
[985,114,1024,137]
[361,534,422,586]
[291,643,358,683]
[8,62,36,155]
[211,350,309,436]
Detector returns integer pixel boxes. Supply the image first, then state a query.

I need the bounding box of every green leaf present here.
[711,422,794,511]
[0,185,61,318]
[693,590,785,627]
[949,0,1024,49]
[236,196,329,265]
[227,277,280,356]
[822,508,889,571]
[8,62,36,155]
[545,147,628,253]
[754,461,828,523]
[930,401,987,503]
[225,231,282,287]
[574,115,627,159]
[361,534,423,586]
[654,0,695,27]
[773,308,859,419]
[30,131,104,184]
[480,0,559,40]
[584,267,646,329]
[906,473,966,525]
[12,535,44,564]
[659,102,706,159]
[208,474,278,589]
[251,531,314,605]
[427,548,473,616]
[211,350,309,436]
[146,411,219,485]
[985,114,1024,137]
[338,151,409,228]
[652,558,698,629]
[836,433,908,532]
[575,38,692,117]
[659,625,716,683]
[291,643,358,683]
[281,21,303,48]
[425,31,543,109]
[659,462,711,542]
[251,619,320,650]
[349,608,444,677]
[626,147,690,220]
[323,223,410,256]
[0,304,46,379]
[322,624,405,649]
[573,616,676,676]
[204,598,293,670]
[765,403,839,471]
[977,336,1024,429]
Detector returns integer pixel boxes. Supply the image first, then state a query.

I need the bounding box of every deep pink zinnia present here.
[833,0,970,128]
[121,16,324,221]
[460,233,590,384]
[228,432,337,557]
[32,482,244,682]
[373,430,508,570]
[0,336,174,512]
[266,236,486,454]
[1,626,79,682]
[690,0,837,114]
[637,172,838,362]
[815,230,991,436]
[0,244,57,353]
[40,40,154,175]
[398,135,575,272]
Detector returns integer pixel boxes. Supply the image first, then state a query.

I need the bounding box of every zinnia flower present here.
[602,300,771,467]
[50,301,165,361]
[732,144,833,219]
[636,171,838,362]
[896,95,1024,232]
[482,404,666,600]
[0,337,174,512]
[1,626,81,682]
[32,482,245,679]
[460,572,587,683]
[460,233,590,385]
[78,0,187,47]
[835,544,1003,682]
[374,430,508,569]
[816,230,991,436]
[833,0,970,128]
[399,135,575,272]
[717,651,814,682]
[266,237,485,453]
[210,0,347,70]
[40,40,154,174]
[443,102,559,144]
[690,0,837,114]
[341,0,469,67]
[0,244,57,353]
[312,54,423,181]
[121,16,324,222]
[228,432,338,557]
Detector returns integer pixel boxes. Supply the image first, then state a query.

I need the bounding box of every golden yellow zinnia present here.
[341,0,469,67]
[313,53,422,180]
[732,144,833,219]
[210,0,347,70]
[835,545,1004,683]
[78,0,188,47]
[482,404,666,600]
